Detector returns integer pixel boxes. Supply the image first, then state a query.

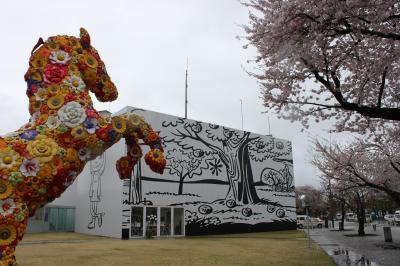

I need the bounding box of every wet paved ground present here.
[308,222,400,266]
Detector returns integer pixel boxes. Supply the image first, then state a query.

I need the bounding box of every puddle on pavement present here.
[327,248,379,266]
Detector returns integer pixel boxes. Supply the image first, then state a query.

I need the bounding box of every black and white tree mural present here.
[260,164,294,192]
[162,119,292,205]
[165,148,210,194]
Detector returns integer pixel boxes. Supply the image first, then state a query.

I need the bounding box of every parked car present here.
[297,215,308,229]
[384,214,395,223]
[336,213,342,220]
[346,212,357,222]
[297,215,323,229]
[395,211,400,225]
[310,218,324,228]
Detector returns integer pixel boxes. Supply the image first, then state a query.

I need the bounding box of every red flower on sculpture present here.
[43,63,68,84]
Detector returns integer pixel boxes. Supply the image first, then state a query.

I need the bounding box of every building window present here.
[160,208,171,236]
[173,208,184,235]
[131,207,144,237]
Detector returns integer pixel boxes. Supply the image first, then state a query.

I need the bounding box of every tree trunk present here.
[356,193,366,236]
[340,202,345,231]
[237,143,260,204]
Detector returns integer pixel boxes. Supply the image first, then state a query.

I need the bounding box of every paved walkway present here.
[308,222,400,266]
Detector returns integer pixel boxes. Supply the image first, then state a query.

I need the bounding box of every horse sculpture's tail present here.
[115,114,166,180]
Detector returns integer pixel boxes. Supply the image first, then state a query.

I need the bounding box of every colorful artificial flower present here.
[43,63,68,84]
[145,149,166,174]
[8,172,24,184]
[47,95,64,109]
[71,126,88,140]
[111,116,126,133]
[0,180,13,200]
[84,54,98,68]
[116,156,134,180]
[0,148,22,171]
[77,147,91,161]
[63,75,86,92]
[30,55,47,70]
[46,84,60,95]
[45,116,61,129]
[26,135,58,163]
[34,87,48,101]
[129,114,144,129]
[57,101,86,128]
[0,224,17,246]
[20,158,40,177]
[83,117,98,134]
[20,130,37,141]
[49,50,71,65]
[0,199,16,216]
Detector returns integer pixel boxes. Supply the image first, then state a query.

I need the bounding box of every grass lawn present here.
[16,230,335,266]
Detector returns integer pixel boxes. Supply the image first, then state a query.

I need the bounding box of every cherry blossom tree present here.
[312,135,400,205]
[295,185,327,216]
[320,175,372,236]
[243,0,400,133]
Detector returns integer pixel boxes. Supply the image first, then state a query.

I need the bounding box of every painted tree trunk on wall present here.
[237,144,260,204]
[222,141,260,205]
[178,173,186,195]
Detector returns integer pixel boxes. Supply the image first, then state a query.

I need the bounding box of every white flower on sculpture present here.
[63,75,86,92]
[20,158,40,177]
[35,87,48,101]
[0,199,16,216]
[29,112,40,124]
[49,50,71,65]
[45,116,61,129]
[58,101,87,128]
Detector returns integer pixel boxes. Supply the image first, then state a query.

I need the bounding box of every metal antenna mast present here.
[240,99,244,130]
[185,58,188,119]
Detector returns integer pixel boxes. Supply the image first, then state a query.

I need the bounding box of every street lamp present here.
[300,194,311,249]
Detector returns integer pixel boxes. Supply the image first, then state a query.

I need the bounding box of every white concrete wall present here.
[74,140,124,238]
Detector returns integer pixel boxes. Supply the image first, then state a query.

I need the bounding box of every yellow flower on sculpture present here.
[0,180,13,200]
[47,84,60,95]
[47,95,64,109]
[31,56,47,70]
[0,148,22,171]
[65,148,79,162]
[26,135,58,163]
[0,224,17,246]
[30,71,43,82]
[112,117,127,133]
[71,126,88,140]
[84,54,98,68]
[36,164,53,180]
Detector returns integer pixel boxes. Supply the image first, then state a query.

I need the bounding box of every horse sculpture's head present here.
[25,28,117,115]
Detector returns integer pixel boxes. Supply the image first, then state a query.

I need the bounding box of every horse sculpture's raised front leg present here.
[114,114,166,180]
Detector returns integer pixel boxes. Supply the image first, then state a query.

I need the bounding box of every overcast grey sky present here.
[0,0,345,187]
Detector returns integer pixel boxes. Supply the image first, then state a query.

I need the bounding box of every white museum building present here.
[27,107,296,239]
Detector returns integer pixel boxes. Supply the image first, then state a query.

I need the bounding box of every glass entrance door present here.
[49,207,75,232]
[131,207,144,237]
[130,206,184,238]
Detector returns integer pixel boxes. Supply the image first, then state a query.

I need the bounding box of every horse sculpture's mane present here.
[0,28,166,265]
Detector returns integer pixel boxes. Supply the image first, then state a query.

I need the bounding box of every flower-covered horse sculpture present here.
[0,28,166,265]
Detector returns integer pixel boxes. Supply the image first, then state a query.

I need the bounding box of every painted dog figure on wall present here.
[0,28,166,265]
